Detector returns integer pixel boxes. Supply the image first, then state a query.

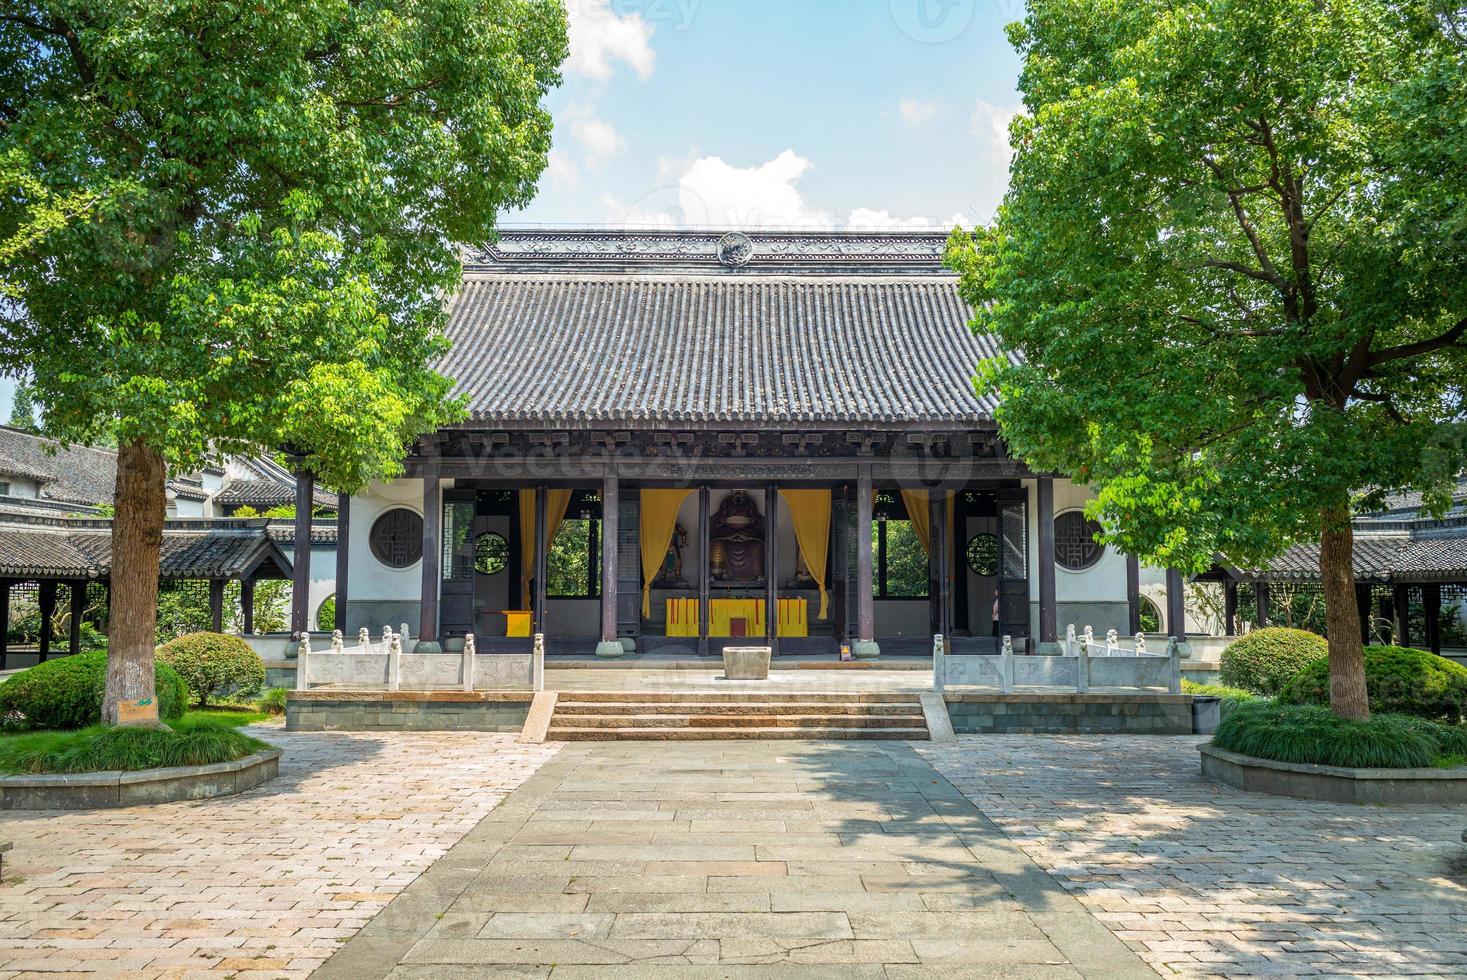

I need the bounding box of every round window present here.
[475,532,509,575]
[1054,511,1105,570]
[369,508,423,568]
[965,533,999,577]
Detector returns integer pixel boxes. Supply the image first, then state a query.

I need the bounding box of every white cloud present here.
[846,208,969,230]
[565,0,656,81]
[971,98,1017,164]
[567,106,625,170]
[545,149,580,190]
[899,98,938,127]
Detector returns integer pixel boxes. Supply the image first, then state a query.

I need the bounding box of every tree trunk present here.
[1319,502,1369,720]
[103,439,166,726]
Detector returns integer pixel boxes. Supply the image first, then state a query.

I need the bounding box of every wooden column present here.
[241,577,255,635]
[1356,583,1373,644]
[418,456,441,649]
[931,491,951,639]
[765,484,779,655]
[208,578,224,633]
[597,467,621,657]
[698,485,710,656]
[1392,585,1409,646]
[1166,568,1186,638]
[38,581,56,661]
[290,467,314,641]
[855,465,876,656]
[0,581,9,669]
[334,492,350,632]
[1125,553,1141,635]
[1224,580,1238,636]
[69,581,85,655]
[533,485,548,636]
[1036,477,1058,647]
[1424,583,1442,655]
[1256,581,1270,627]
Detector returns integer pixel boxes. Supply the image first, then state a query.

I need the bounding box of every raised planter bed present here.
[0,749,281,810]
[1199,744,1467,805]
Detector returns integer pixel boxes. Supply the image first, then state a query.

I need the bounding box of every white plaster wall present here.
[173,497,205,518]
[0,477,42,499]
[350,478,427,601]
[279,542,338,632]
[1024,478,1127,603]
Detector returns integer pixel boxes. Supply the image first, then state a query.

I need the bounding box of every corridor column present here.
[0,581,9,669]
[1224,580,1238,636]
[930,491,950,639]
[698,486,710,657]
[1166,568,1187,639]
[1256,582,1270,628]
[1036,477,1058,651]
[241,576,255,635]
[289,465,314,652]
[1125,553,1141,634]
[765,484,779,657]
[334,493,350,632]
[69,580,86,655]
[533,484,548,637]
[38,581,56,661]
[208,578,225,633]
[854,465,878,658]
[418,455,442,652]
[596,466,623,658]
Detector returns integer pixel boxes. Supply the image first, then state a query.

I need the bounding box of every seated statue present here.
[711,490,765,582]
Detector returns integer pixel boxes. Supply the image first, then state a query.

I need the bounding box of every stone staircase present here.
[544,691,930,741]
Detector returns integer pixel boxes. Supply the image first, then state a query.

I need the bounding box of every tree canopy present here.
[950,0,1466,717]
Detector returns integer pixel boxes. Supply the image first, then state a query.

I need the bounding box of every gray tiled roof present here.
[0,426,117,505]
[441,274,1006,428]
[0,517,293,580]
[267,520,339,546]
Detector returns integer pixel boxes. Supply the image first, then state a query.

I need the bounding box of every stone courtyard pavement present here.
[0,726,558,979]
[918,735,1467,979]
[317,739,1154,979]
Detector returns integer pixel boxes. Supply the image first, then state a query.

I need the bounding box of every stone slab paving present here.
[917,735,1467,979]
[318,739,1156,979]
[0,726,558,979]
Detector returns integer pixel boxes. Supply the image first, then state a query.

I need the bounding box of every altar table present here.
[664,598,808,638]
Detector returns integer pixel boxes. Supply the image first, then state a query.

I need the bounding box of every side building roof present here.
[0,515,295,581]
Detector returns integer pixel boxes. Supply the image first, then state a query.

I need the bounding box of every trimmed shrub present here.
[0,651,186,731]
[1278,645,1467,723]
[259,687,288,716]
[1212,700,1465,769]
[1219,627,1328,696]
[156,633,265,708]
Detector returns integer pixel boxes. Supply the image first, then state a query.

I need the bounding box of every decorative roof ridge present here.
[457,272,962,285]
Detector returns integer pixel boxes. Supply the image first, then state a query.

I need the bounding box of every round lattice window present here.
[475,532,509,575]
[369,508,423,568]
[966,533,1000,577]
[1054,512,1105,570]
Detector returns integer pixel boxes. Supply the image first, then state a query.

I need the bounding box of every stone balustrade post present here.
[295,632,311,692]
[462,633,476,692]
[1000,635,1015,694]
[932,634,945,692]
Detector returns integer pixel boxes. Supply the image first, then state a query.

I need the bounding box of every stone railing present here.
[295,628,544,693]
[934,626,1181,694]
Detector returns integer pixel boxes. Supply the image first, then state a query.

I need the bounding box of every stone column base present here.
[853,639,881,659]
[413,640,443,654]
[595,640,625,659]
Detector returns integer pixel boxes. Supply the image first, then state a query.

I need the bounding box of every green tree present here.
[950,0,1467,719]
[0,1,567,724]
[7,378,37,432]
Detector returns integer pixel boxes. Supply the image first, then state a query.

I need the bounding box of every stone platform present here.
[286,690,534,732]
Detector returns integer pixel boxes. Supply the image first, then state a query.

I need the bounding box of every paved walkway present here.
[0,727,558,979]
[318,739,1154,979]
[918,735,1467,978]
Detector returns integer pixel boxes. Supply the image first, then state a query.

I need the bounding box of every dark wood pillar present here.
[208,578,225,633]
[241,577,255,635]
[1125,553,1141,634]
[765,484,779,655]
[931,491,951,639]
[532,484,548,636]
[698,485,710,656]
[1166,568,1186,638]
[0,580,9,669]
[1036,477,1058,647]
[418,457,441,648]
[1424,583,1442,655]
[290,467,314,641]
[1224,580,1238,636]
[855,465,876,655]
[334,492,350,632]
[1356,583,1373,644]
[1256,581,1271,628]
[69,581,85,655]
[1392,585,1409,646]
[597,467,621,657]
[38,580,56,661]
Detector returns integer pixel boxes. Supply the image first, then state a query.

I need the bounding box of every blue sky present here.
[2,0,1024,419]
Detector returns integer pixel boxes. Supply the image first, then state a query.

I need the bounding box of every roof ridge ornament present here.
[717,231,754,269]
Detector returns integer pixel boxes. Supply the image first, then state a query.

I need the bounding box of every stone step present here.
[553,700,924,716]
[554,691,921,704]
[552,712,927,729]
[545,725,930,741]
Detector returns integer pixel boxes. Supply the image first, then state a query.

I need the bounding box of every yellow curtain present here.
[519,489,572,606]
[780,489,831,620]
[900,489,956,555]
[639,489,693,618]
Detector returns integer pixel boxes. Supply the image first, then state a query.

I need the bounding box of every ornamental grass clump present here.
[1218,628,1329,696]
[1279,645,1467,724]
[1,721,266,775]
[1213,700,1466,769]
[156,633,265,708]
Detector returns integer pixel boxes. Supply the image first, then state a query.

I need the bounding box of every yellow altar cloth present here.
[660,598,807,638]
[665,597,700,637]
